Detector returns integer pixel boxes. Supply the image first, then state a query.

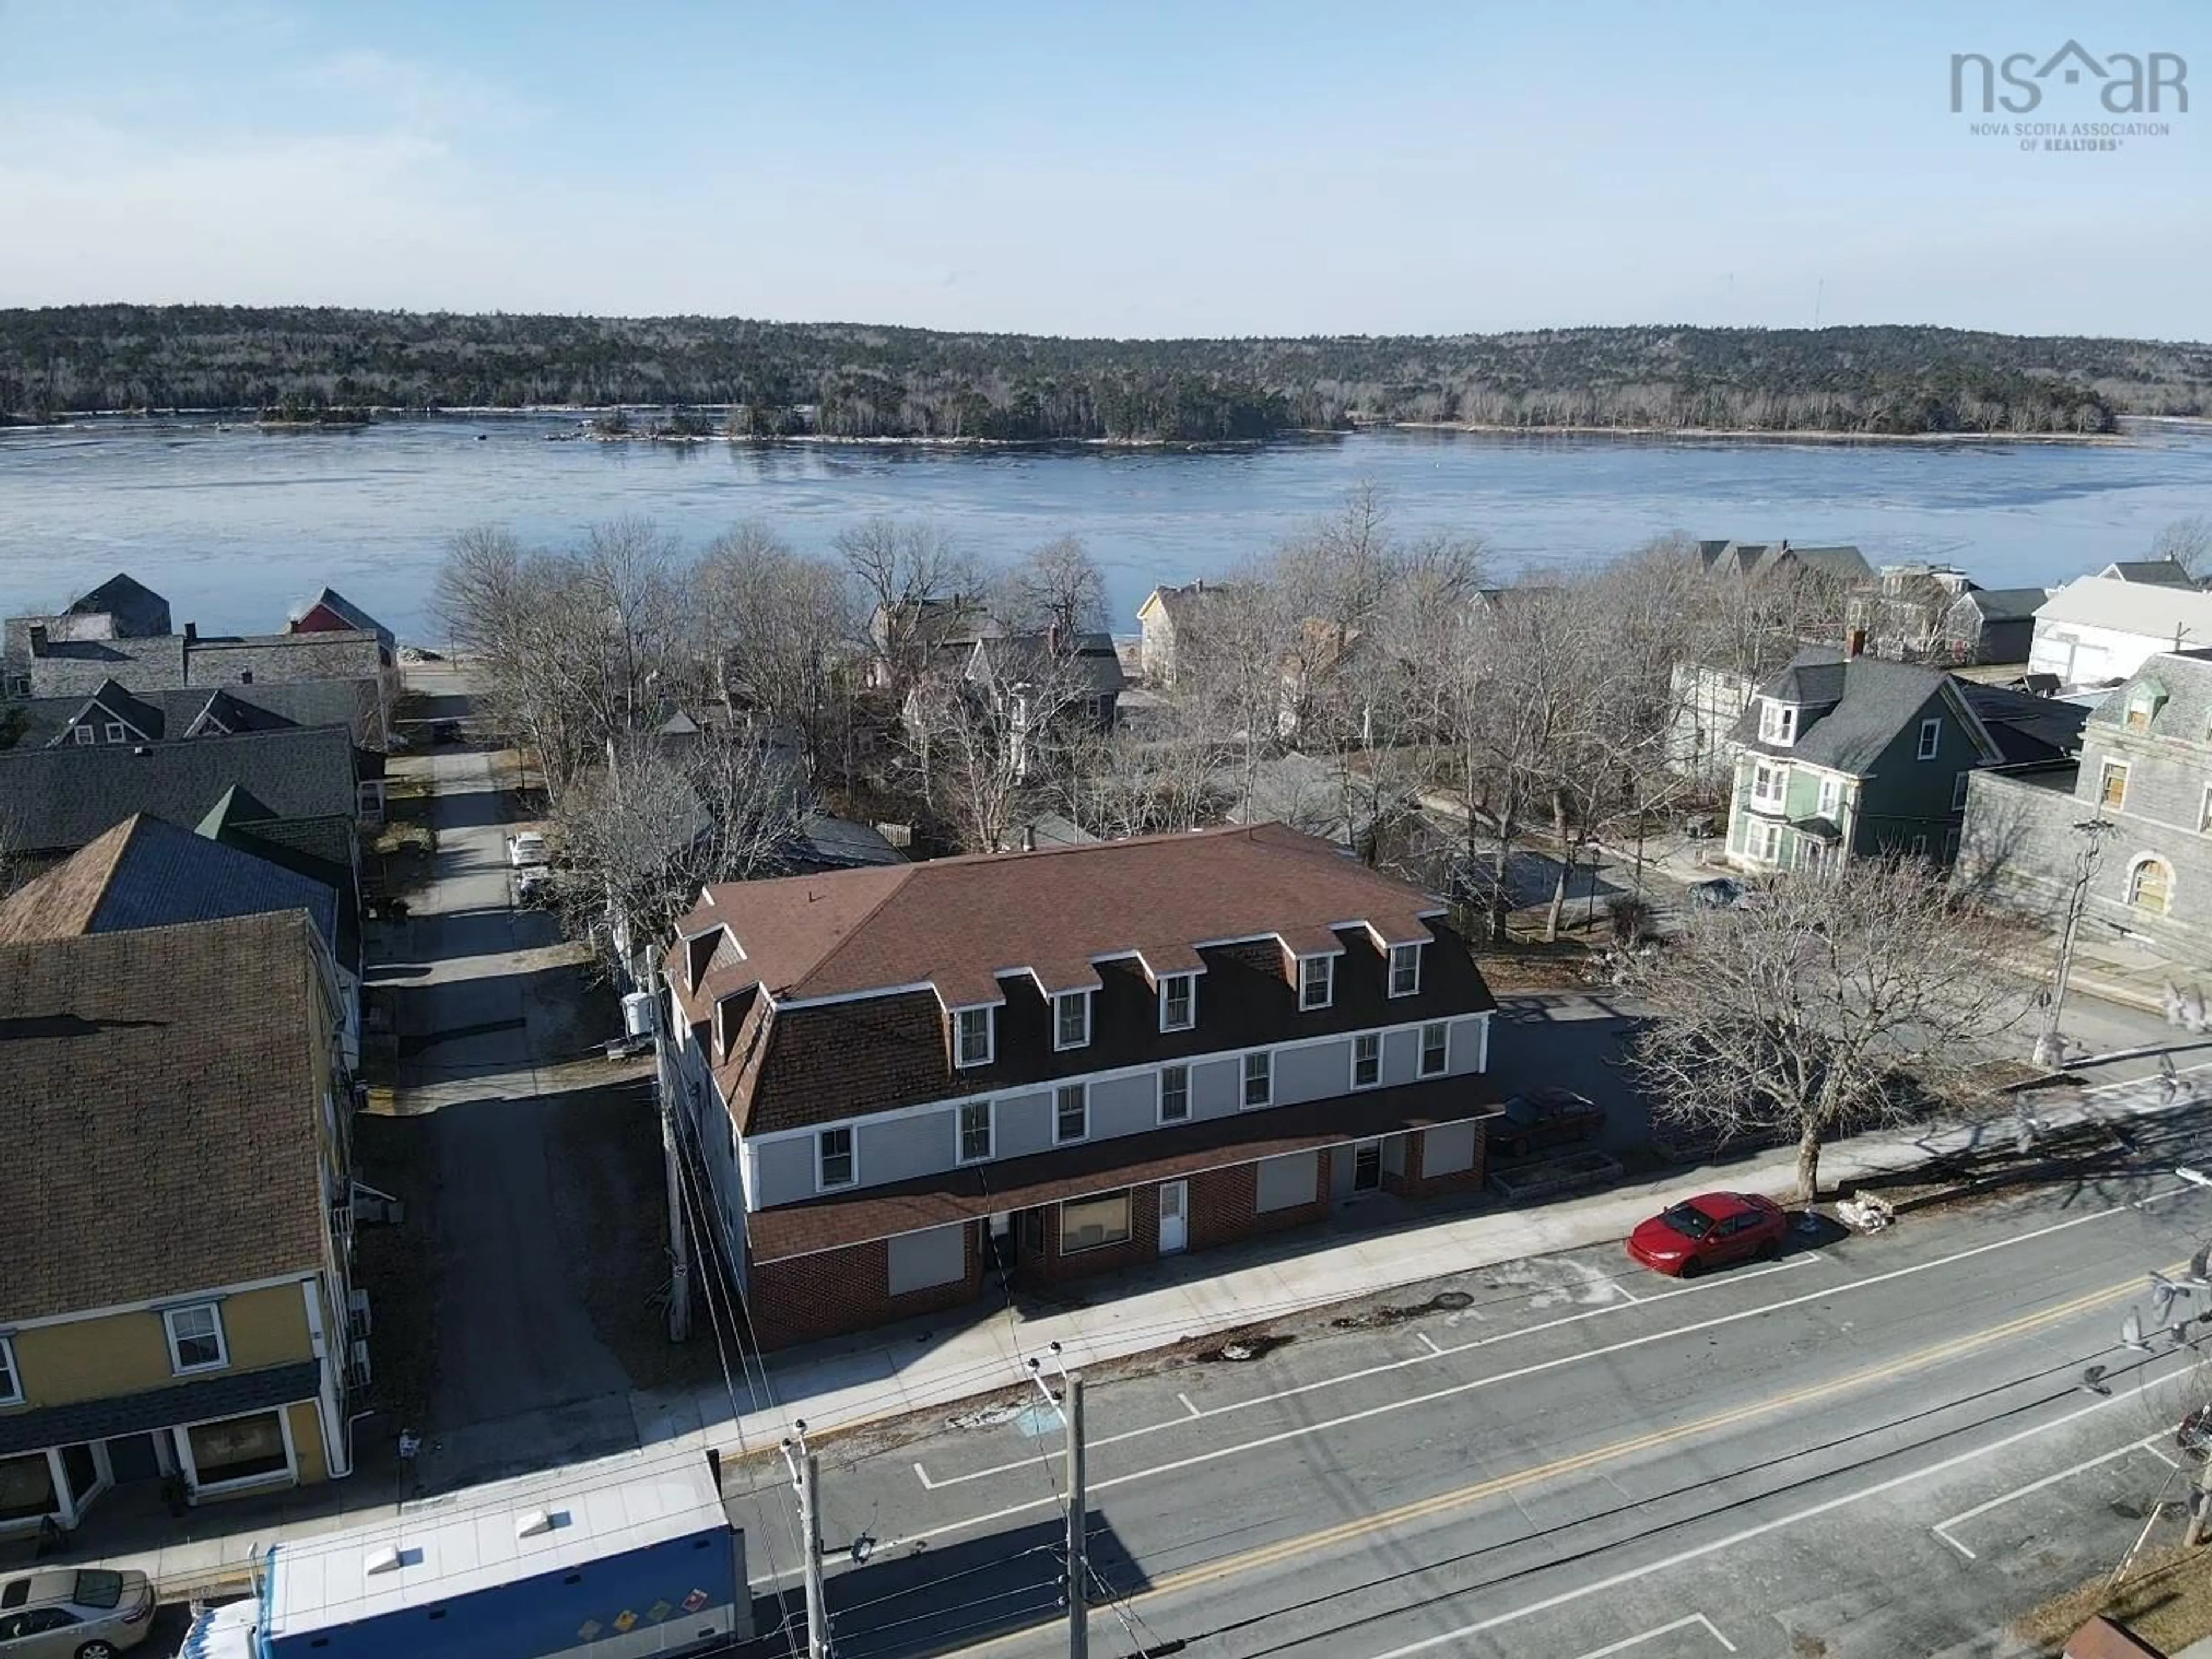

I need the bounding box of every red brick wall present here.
[745,1225,983,1350]
[1021,1181,1162,1285]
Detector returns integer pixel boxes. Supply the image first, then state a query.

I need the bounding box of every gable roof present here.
[1741,649,1994,773]
[0,723,361,854]
[1960,683,2089,764]
[0,913,331,1322]
[67,572,172,637]
[2036,575,2212,643]
[969,630,1128,698]
[2096,559,2198,589]
[0,813,340,953]
[1139,581,1245,627]
[291,586,395,650]
[1961,586,2050,622]
[674,821,1444,1012]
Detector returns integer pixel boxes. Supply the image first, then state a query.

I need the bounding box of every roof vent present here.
[365,1544,406,1575]
[516,1508,570,1539]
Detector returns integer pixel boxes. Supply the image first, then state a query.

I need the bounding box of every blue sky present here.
[0,1,2203,338]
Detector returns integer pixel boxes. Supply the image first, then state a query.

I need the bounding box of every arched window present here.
[2128,857,2173,915]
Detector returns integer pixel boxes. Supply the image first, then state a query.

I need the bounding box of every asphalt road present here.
[724,1089,2212,1659]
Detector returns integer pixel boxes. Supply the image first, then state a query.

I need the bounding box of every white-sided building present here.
[2029,575,2212,691]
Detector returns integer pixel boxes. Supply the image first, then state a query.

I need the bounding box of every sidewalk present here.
[665,1058,2195,1459]
[61,1038,2195,1602]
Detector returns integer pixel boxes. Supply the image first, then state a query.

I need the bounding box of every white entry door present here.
[1158,1181,1188,1255]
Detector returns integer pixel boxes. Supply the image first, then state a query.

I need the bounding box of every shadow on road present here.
[740,1513,1146,1659]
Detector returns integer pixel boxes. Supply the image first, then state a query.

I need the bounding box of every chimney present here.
[184,622,196,643]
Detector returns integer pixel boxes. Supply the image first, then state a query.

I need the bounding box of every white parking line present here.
[1930,1434,2175,1559]
[1571,1614,1737,1658]
[1177,1392,1203,1419]
[907,1192,2177,1495]
[910,1257,1815,1490]
[1416,1332,1445,1356]
[1359,1372,2188,1658]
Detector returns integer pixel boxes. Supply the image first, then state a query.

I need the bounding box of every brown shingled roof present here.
[672,823,1442,1012]
[0,817,135,941]
[0,912,332,1321]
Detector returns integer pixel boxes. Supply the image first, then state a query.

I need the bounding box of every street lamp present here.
[2032,816,2117,1071]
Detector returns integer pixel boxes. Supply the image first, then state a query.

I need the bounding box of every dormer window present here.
[953,1005,995,1069]
[2126,683,2167,732]
[105,721,130,743]
[1388,942,1422,998]
[1158,973,1195,1032]
[1299,955,1335,1010]
[73,724,96,745]
[1054,990,1091,1051]
[1759,700,1798,745]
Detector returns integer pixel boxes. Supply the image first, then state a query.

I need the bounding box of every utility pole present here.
[650,967,691,1343]
[783,1426,831,1659]
[1027,1344,1088,1659]
[2032,816,2116,1071]
[1066,1374,1089,1659]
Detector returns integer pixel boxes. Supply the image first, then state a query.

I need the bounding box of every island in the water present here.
[3,305,2208,442]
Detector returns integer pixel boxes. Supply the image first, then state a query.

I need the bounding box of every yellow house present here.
[0,911,359,1536]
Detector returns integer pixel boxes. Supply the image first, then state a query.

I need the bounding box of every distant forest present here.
[4,306,2209,441]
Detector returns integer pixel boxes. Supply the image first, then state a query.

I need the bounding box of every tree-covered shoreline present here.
[5,305,2206,440]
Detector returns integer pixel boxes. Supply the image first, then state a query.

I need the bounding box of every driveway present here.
[366,740,646,1490]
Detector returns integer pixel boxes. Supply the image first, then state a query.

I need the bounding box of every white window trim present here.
[1750,759,1789,810]
[104,720,130,743]
[1053,990,1092,1052]
[1388,942,1422,998]
[73,724,96,745]
[816,1126,857,1192]
[1758,700,1797,745]
[175,1406,299,1497]
[1054,1082,1090,1145]
[1952,771,1972,812]
[0,1334,21,1405]
[163,1303,229,1375]
[1241,1049,1274,1109]
[2101,760,2130,811]
[1418,1021,1450,1078]
[1350,1032,1382,1091]
[1157,1064,1191,1124]
[1300,954,1335,1011]
[1917,717,1941,760]
[953,1005,995,1069]
[1158,972,1196,1032]
[2128,854,2175,914]
[955,1099,995,1164]
[1816,774,1842,819]
[741,1011,1492,1155]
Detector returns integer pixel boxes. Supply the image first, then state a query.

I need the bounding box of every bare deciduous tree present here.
[1621,858,2025,1202]
[1002,533,1107,638]
[552,725,813,976]
[692,524,856,777]
[2151,515,2212,581]
[839,518,979,694]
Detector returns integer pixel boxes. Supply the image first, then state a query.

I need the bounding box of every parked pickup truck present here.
[1492,1087,1606,1161]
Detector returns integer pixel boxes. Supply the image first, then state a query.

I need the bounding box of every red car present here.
[1627,1191,1787,1277]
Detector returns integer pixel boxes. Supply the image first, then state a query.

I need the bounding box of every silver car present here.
[0,1570,155,1659]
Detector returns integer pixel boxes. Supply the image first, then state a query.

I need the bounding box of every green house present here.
[1723,649,2008,872]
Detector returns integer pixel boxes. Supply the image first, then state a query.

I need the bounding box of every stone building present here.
[1961,650,2212,961]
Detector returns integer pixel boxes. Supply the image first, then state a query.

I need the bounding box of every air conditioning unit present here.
[349,1287,373,1338]
[350,1339,373,1388]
